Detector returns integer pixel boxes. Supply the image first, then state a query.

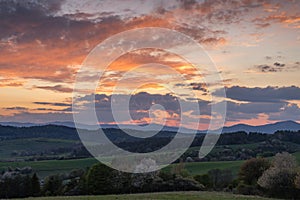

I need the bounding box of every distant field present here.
[1,150,300,178]
[292,151,300,161]
[0,138,78,160]
[0,157,244,178]
[0,158,98,177]
[165,160,244,176]
[14,191,279,200]
[0,135,299,178]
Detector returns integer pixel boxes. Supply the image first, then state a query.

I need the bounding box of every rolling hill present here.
[1,120,300,134]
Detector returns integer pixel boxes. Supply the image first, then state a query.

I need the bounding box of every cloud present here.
[4,107,28,111]
[0,111,73,123]
[226,101,285,114]
[217,86,300,103]
[1,0,299,126]
[34,85,73,93]
[265,56,272,60]
[0,0,124,83]
[252,61,299,73]
[219,99,300,123]
[76,91,295,128]
[73,92,214,127]
[253,12,300,29]
[255,22,271,28]
[0,78,24,87]
[3,106,67,112]
[273,62,285,67]
[3,0,279,91]
[1,89,299,126]
[179,0,197,10]
[190,83,208,92]
[33,102,71,107]
[268,103,300,121]
[175,82,208,94]
[256,64,279,72]
[224,101,285,122]
[0,0,231,87]
[197,0,272,25]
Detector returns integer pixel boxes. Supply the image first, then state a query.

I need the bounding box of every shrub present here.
[207,169,233,190]
[42,174,63,196]
[239,157,270,185]
[258,152,298,199]
[236,183,259,195]
[194,174,211,188]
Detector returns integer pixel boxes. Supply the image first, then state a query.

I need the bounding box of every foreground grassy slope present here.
[15,191,279,200]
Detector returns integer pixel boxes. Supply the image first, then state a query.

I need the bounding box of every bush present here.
[208,169,233,190]
[194,174,211,188]
[295,173,300,189]
[236,183,259,195]
[239,157,270,185]
[258,152,299,199]
[171,160,190,178]
[42,174,63,196]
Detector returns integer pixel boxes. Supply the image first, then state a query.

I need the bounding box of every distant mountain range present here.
[0,120,299,134]
[219,120,300,134]
[0,121,193,133]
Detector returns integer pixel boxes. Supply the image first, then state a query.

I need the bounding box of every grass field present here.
[292,151,300,160]
[0,138,78,159]
[14,191,279,200]
[1,136,299,178]
[1,150,300,178]
[0,157,98,177]
[0,157,244,178]
[165,160,244,176]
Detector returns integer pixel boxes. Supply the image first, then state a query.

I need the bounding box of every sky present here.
[0,0,299,129]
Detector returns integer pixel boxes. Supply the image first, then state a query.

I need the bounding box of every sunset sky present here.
[0,0,299,129]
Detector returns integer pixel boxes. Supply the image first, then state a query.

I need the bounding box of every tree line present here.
[1,152,300,199]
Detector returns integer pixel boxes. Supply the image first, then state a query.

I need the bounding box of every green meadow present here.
[1,146,300,178]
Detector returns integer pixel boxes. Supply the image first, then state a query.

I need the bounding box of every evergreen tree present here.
[86,163,115,194]
[31,173,41,196]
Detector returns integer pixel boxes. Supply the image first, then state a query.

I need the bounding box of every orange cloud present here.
[0,0,229,93]
[95,49,205,95]
[0,78,24,87]
[34,85,73,93]
[253,12,300,29]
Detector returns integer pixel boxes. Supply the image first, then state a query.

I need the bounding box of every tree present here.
[208,169,233,190]
[31,173,41,196]
[239,157,270,185]
[194,174,211,188]
[258,152,298,198]
[86,163,115,194]
[171,160,190,178]
[294,172,300,190]
[0,170,32,198]
[42,174,63,196]
[61,169,86,195]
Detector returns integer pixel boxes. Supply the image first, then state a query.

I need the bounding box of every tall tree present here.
[86,163,115,195]
[31,173,41,196]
